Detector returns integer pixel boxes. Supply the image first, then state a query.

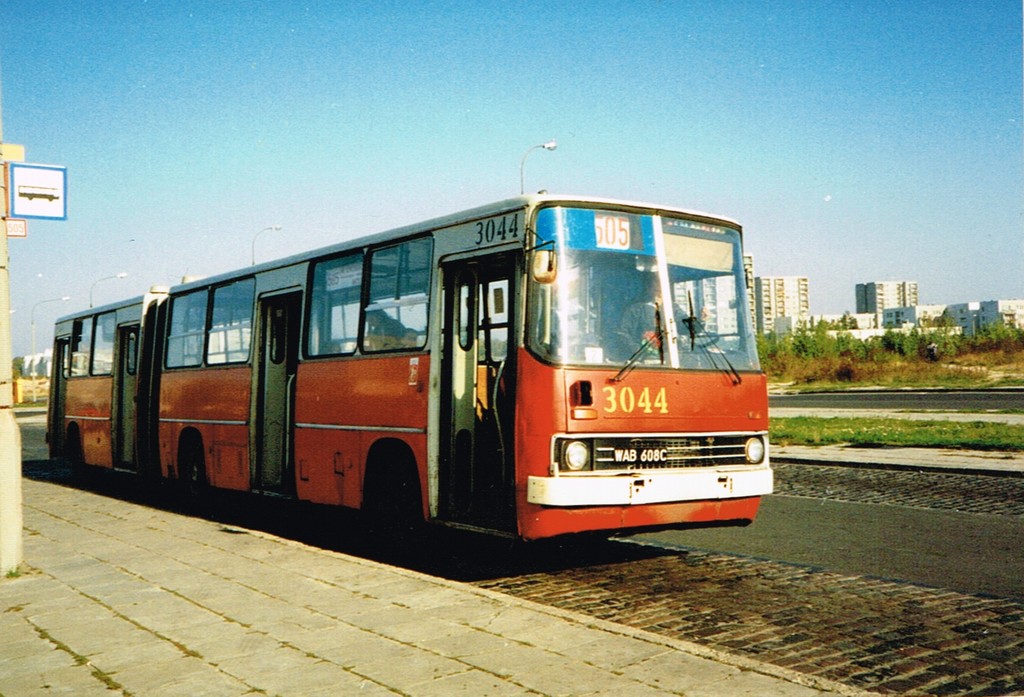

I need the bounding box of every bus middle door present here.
[113,324,140,470]
[254,292,300,496]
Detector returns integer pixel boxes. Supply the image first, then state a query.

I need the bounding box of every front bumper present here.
[527,465,773,507]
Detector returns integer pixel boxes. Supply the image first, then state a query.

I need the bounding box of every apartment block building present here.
[855,281,919,314]
[743,255,756,328]
[946,299,1024,336]
[882,304,948,328]
[754,275,809,334]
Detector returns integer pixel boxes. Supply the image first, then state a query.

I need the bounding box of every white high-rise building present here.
[754,276,809,334]
[855,281,919,314]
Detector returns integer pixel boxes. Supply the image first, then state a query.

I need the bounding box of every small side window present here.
[457,277,474,350]
[480,279,510,362]
[61,338,72,379]
[70,319,92,377]
[124,330,138,376]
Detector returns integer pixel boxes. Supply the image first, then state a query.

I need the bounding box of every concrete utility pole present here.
[0,61,24,576]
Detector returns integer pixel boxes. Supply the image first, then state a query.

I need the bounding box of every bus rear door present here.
[48,337,70,458]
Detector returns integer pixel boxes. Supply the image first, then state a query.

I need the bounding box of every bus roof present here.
[164,193,742,296]
[55,295,148,325]
[54,287,170,329]
[52,195,743,318]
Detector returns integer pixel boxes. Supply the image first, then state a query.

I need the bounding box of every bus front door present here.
[254,292,300,496]
[440,253,517,532]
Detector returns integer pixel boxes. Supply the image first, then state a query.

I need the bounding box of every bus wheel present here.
[65,425,88,482]
[362,445,423,541]
[179,432,208,509]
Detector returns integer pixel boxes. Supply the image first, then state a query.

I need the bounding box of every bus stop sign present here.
[8,163,67,220]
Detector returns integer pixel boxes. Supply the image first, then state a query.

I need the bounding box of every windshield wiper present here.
[682,292,741,385]
[611,330,663,383]
[687,318,742,385]
[611,304,663,383]
[684,291,697,350]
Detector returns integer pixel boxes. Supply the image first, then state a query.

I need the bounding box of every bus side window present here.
[92,312,116,376]
[362,238,432,352]
[166,290,208,368]
[207,278,255,364]
[308,252,363,356]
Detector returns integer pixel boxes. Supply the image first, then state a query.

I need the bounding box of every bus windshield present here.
[527,206,760,373]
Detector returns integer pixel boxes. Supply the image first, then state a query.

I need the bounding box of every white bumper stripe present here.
[527,466,773,507]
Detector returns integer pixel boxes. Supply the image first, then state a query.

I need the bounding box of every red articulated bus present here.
[49,194,772,540]
[49,289,167,474]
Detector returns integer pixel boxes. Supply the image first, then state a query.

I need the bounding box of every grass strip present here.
[770,417,1024,452]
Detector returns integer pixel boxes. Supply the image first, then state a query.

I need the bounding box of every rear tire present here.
[179,433,208,510]
[65,425,88,482]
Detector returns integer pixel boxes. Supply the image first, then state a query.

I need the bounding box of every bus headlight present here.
[563,440,591,472]
[745,436,766,464]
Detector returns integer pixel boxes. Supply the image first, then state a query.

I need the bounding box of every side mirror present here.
[532,249,557,284]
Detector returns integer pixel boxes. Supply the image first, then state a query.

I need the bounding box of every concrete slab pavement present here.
[0,477,865,697]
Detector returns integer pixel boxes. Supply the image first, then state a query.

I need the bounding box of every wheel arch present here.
[362,437,426,522]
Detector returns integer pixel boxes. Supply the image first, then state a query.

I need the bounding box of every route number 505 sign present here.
[595,213,631,250]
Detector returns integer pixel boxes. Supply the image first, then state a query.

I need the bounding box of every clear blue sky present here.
[2,1,1021,356]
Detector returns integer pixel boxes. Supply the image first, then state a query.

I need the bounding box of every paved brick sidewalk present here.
[0,479,861,696]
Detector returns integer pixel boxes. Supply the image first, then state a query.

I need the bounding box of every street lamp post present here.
[251,225,282,265]
[519,139,558,194]
[89,272,127,308]
[29,296,70,402]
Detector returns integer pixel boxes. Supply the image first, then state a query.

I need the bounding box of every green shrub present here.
[759,322,1024,387]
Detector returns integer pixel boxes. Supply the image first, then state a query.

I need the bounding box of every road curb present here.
[771,452,1024,479]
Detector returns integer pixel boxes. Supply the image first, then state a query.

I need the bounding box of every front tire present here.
[362,443,424,545]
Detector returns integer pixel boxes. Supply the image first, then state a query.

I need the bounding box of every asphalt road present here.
[708,391,1024,601]
[632,493,1024,602]
[659,384,1024,605]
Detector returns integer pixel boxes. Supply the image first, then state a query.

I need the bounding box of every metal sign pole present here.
[0,63,24,575]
